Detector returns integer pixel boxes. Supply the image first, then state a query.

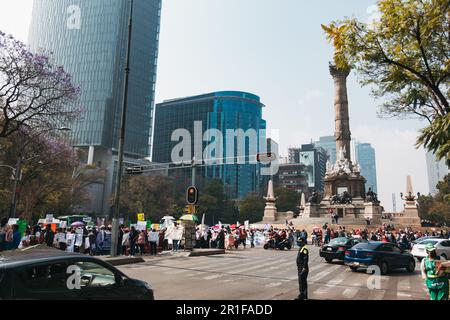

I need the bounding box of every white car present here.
[411,238,450,261]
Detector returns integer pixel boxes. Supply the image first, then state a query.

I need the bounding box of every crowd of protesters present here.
[2,215,449,256]
[310,222,450,249]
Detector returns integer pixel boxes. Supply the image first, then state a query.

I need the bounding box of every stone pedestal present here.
[364,202,382,225]
[304,203,320,218]
[263,202,278,222]
[399,201,421,226]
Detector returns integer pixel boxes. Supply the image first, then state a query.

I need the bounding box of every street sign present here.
[257,152,276,163]
[125,166,144,175]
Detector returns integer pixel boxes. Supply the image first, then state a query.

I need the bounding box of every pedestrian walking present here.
[421,243,449,300]
[295,237,309,300]
[137,229,146,255]
[129,226,139,256]
[148,228,159,256]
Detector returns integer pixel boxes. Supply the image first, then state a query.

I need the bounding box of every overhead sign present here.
[256,152,277,164]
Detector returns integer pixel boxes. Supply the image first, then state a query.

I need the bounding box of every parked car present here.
[0,245,154,300]
[412,236,442,244]
[411,238,450,261]
[319,237,366,263]
[344,241,416,275]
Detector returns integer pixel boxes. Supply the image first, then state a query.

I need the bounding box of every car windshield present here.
[329,238,348,245]
[420,240,438,246]
[352,242,379,250]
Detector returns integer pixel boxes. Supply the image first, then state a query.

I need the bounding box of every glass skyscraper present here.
[28,0,162,214]
[28,0,161,157]
[153,91,267,199]
[314,136,337,164]
[355,142,378,193]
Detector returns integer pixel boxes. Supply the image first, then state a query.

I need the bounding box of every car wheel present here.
[406,259,415,273]
[325,258,333,263]
[350,266,358,272]
[263,244,269,250]
[379,261,389,275]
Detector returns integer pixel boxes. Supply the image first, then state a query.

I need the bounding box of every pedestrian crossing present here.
[119,248,431,300]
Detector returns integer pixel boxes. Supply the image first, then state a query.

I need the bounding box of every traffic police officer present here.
[296,237,309,300]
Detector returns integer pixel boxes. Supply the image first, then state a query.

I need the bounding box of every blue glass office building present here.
[28,0,161,214]
[153,91,267,199]
[355,142,378,193]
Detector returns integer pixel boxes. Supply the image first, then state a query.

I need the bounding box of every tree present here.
[275,188,301,215]
[322,0,450,165]
[119,175,177,222]
[418,174,450,224]
[196,179,237,225]
[0,31,80,138]
[239,193,265,223]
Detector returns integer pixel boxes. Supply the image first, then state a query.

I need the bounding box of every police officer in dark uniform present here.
[296,237,309,300]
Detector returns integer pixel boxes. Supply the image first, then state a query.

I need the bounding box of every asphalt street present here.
[118,246,430,300]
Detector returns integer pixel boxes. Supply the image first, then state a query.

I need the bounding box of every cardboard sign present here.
[136,221,147,231]
[45,214,54,223]
[137,213,145,222]
[7,218,18,226]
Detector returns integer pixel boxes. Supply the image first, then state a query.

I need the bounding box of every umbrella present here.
[230,224,236,230]
[180,214,199,222]
[71,221,85,227]
[161,216,175,220]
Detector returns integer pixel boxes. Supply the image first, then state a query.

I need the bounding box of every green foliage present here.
[418,174,450,224]
[238,193,265,223]
[275,188,301,215]
[323,0,450,164]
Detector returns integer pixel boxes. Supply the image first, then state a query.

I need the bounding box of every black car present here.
[344,241,416,275]
[319,237,365,263]
[0,246,154,300]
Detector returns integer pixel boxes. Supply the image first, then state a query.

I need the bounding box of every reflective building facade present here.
[29,0,161,157]
[28,0,162,215]
[153,91,267,199]
[355,142,378,193]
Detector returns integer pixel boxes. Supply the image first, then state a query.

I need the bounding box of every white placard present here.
[45,214,54,222]
[7,218,18,226]
[83,217,92,223]
[136,221,147,231]
[244,220,249,230]
[59,221,67,229]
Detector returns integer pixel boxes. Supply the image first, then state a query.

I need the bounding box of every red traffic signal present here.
[187,186,199,205]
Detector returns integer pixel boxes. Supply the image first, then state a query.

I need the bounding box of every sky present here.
[0,0,432,211]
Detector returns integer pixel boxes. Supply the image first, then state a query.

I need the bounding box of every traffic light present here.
[186,186,199,205]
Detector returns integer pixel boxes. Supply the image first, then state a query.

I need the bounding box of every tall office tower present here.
[425,151,450,194]
[355,142,378,193]
[314,136,337,164]
[153,91,267,199]
[288,144,327,192]
[28,0,162,215]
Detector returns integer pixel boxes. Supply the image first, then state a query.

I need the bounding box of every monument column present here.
[330,65,351,162]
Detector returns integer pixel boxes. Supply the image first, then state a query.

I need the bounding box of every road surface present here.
[118,246,429,300]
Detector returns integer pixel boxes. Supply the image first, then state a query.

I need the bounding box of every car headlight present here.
[143,282,153,291]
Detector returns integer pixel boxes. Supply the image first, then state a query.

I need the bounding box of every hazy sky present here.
[0,0,432,211]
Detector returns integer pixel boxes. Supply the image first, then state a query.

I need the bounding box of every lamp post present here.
[111,0,133,257]
[9,126,71,218]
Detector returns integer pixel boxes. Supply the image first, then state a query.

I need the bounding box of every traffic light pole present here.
[111,0,133,257]
[191,158,196,214]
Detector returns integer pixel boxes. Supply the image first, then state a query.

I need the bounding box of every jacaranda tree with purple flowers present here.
[0,31,80,138]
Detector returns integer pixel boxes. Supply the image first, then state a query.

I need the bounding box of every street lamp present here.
[9,126,72,218]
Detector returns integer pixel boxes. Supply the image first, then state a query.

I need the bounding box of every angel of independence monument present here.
[301,64,382,225]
